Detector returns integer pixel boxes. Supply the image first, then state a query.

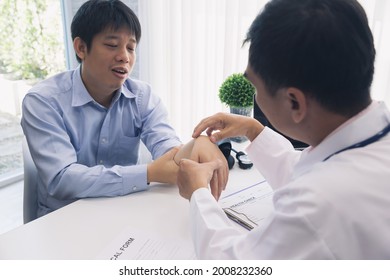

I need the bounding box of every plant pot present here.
[229,106,253,143]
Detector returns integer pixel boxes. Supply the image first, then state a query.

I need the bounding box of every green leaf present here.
[219,73,255,107]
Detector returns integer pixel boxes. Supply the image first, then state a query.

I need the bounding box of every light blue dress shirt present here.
[21,66,181,217]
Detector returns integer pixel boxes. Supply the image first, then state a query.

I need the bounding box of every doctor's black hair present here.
[244,0,375,117]
[71,0,141,63]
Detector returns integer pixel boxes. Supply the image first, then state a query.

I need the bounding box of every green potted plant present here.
[219,73,255,142]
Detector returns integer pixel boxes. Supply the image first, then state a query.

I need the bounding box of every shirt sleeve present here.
[136,82,182,159]
[246,127,302,188]
[21,93,149,201]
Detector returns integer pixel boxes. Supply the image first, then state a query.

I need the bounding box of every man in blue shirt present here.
[21,0,227,217]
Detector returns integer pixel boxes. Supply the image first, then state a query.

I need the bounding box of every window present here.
[0,0,66,186]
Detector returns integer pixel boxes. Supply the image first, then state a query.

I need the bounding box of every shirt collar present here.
[120,82,137,99]
[294,101,390,178]
[71,65,136,107]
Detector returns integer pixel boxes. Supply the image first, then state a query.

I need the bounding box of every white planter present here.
[229,106,253,143]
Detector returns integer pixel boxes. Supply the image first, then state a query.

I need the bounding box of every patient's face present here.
[80,27,137,102]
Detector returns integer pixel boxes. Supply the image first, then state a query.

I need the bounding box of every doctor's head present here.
[245,0,375,117]
[243,0,375,144]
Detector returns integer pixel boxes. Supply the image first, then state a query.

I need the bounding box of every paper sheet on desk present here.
[219,180,274,230]
[96,227,196,260]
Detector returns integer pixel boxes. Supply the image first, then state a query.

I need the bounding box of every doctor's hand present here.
[189,136,229,200]
[192,112,264,143]
[177,159,224,200]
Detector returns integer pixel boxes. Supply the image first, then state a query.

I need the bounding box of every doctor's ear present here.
[287,88,306,123]
[289,93,299,110]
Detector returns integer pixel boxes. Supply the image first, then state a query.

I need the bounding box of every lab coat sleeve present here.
[246,127,302,188]
[190,188,257,259]
[190,186,335,259]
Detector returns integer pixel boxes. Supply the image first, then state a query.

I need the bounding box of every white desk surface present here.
[0,152,264,259]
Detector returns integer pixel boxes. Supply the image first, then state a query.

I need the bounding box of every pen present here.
[224,211,254,231]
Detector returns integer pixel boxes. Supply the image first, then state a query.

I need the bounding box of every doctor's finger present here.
[192,113,227,138]
[209,172,219,200]
[212,169,227,201]
[220,164,229,192]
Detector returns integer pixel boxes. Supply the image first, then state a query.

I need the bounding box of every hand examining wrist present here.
[147,135,228,200]
[177,158,223,200]
[192,112,264,144]
[189,136,229,200]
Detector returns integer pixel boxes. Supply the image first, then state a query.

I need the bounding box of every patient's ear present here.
[286,87,307,123]
[73,37,87,61]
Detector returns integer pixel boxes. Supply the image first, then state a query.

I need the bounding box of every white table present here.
[0,152,264,259]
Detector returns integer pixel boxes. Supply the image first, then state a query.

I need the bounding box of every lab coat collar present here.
[293,101,390,178]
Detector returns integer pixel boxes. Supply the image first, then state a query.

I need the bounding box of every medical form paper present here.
[219,180,274,230]
[96,227,196,260]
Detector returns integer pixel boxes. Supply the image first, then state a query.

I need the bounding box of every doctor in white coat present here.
[177,0,390,259]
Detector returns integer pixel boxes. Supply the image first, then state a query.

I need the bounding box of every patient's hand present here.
[147,147,180,185]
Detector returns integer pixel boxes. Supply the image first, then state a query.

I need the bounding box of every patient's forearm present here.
[174,139,196,164]
[174,135,215,164]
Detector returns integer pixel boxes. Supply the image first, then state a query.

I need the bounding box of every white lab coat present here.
[190,101,390,259]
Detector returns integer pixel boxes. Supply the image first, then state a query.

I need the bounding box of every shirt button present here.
[132,186,137,191]
[101,138,107,143]
[99,160,104,164]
